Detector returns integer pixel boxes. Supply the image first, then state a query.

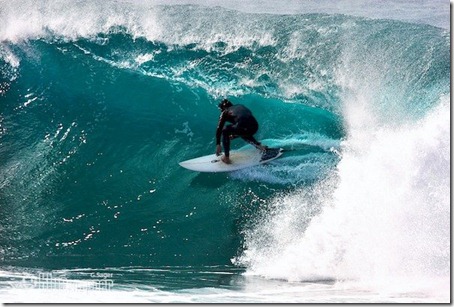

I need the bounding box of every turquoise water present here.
[0,1,450,303]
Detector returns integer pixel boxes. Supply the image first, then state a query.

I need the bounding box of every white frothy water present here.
[234,12,449,298]
[236,91,449,301]
[0,0,448,44]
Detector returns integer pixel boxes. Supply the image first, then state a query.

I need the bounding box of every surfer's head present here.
[218,99,233,111]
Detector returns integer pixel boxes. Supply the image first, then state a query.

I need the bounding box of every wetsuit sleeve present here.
[215,111,227,145]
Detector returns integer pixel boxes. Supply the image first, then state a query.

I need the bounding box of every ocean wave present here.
[0,3,449,300]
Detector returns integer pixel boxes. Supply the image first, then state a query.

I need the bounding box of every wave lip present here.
[0,0,449,43]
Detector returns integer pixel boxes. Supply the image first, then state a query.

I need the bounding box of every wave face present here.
[0,0,450,300]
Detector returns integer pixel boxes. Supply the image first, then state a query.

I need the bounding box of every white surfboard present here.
[179,148,283,173]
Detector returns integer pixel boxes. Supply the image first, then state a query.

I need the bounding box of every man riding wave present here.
[215,99,267,164]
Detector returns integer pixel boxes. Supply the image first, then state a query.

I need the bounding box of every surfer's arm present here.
[215,112,227,156]
[215,111,227,145]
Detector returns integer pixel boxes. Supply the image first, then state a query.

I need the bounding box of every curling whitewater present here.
[235,96,450,296]
[0,0,450,303]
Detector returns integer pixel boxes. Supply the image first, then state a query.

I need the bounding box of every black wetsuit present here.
[215,104,262,157]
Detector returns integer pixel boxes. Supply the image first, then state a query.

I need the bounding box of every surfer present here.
[215,99,267,164]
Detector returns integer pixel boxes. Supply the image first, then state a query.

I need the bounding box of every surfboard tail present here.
[260,148,283,162]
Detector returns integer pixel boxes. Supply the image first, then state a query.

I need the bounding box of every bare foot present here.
[221,155,232,164]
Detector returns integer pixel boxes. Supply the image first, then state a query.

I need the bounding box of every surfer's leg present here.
[237,121,266,151]
[242,135,267,152]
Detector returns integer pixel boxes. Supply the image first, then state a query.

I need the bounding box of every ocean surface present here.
[0,0,450,303]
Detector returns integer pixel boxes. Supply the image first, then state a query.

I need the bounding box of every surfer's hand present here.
[216,145,222,156]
